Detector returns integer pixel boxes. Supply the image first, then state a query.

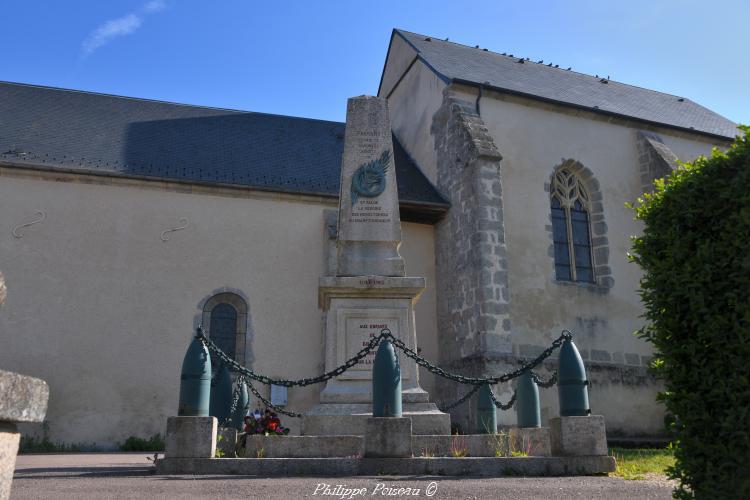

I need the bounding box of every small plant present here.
[491,431,509,457]
[610,447,675,481]
[420,448,434,458]
[215,434,225,458]
[19,435,85,453]
[255,447,265,458]
[450,436,468,458]
[118,434,165,452]
[509,432,533,457]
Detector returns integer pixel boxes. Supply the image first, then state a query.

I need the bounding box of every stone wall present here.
[636,130,680,193]
[430,88,512,431]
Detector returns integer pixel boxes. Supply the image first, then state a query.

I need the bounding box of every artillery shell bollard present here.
[165,330,218,459]
[209,364,233,424]
[515,371,541,428]
[475,384,497,434]
[549,338,607,456]
[365,339,412,458]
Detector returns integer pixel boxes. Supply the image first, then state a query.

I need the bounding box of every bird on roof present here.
[537,60,543,64]
[566,67,571,70]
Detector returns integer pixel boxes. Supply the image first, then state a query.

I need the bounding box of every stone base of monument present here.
[243,431,551,458]
[155,455,616,476]
[302,403,450,436]
[550,415,608,456]
[156,420,615,476]
[165,416,217,458]
[364,417,411,458]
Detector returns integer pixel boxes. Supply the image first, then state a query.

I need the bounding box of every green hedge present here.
[630,127,750,498]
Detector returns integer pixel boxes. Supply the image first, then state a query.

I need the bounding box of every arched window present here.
[550,168,595,283]
[209,303,237,362]
[201,292,249,368]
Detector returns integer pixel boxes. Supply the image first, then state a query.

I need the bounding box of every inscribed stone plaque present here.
[335,307,409,381]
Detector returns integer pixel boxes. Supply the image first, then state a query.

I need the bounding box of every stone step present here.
[242,430,551,458]
[155,455,617,476]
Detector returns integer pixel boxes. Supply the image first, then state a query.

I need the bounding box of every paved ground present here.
[11,453,674,499]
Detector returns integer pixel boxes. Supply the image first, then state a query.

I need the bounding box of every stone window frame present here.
[544,159,614,291]
[195,288,252,368]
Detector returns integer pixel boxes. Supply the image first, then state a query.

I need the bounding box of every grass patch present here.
[610,446,675,480]
[19,435,98,453]
[118,434,165,451]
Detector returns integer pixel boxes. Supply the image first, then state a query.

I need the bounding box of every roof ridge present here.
[394,29,695,102]
[0,80,346,127]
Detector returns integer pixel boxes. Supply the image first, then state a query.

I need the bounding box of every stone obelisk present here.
[336,97,404,277]
[302,96,449,436]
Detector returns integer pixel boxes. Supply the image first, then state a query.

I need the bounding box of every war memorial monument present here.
[154,96,614,477]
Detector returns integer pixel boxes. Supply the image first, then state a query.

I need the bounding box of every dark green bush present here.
[118,433,165,451]
[630,127,750,498]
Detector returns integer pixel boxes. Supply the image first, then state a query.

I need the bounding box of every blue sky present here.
[2,0,747,124]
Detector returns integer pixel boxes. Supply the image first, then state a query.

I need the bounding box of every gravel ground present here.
[11,453,674,500]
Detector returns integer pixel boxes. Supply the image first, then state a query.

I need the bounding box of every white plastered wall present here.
[452,89,724,435]
[0,172,438,446]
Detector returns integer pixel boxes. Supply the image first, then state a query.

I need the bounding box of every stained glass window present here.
[550,168,595,283]
[209,303,237,368]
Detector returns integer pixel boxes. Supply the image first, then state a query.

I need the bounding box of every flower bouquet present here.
[243,408,290,436]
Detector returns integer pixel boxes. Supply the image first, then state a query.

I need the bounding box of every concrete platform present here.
[155,455,615,476]
[302,403,450,435]
[244,431,551,458]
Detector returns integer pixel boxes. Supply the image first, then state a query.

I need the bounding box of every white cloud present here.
[143,0,167,13]
[81,1,168,57]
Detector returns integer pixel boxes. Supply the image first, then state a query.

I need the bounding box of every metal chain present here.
[488,386,517,411]
[437,384,482,412]
[387,330,572,386]
[221,376,244,426]
[531,371,557,388]
[197,327,572,388]
[198,327,388,387]
[245,378,302,418]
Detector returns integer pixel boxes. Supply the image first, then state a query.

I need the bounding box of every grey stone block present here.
[245,435,363,458]
[217,427,238,458]
[509,427,551,457]
[364,417,412,458]
[165,416,217,459]
[1,422,20,500]
[0,369,49,423]
[550,415,608,456]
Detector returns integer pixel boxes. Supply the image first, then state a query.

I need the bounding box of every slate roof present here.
[393,30,739,140]
[0,81,448,222]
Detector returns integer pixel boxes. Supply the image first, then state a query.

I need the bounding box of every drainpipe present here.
[475,84,483,116]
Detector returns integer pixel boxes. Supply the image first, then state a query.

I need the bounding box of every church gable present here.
[392,29,739,140]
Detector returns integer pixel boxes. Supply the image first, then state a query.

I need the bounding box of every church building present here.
[0,29,739,447]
